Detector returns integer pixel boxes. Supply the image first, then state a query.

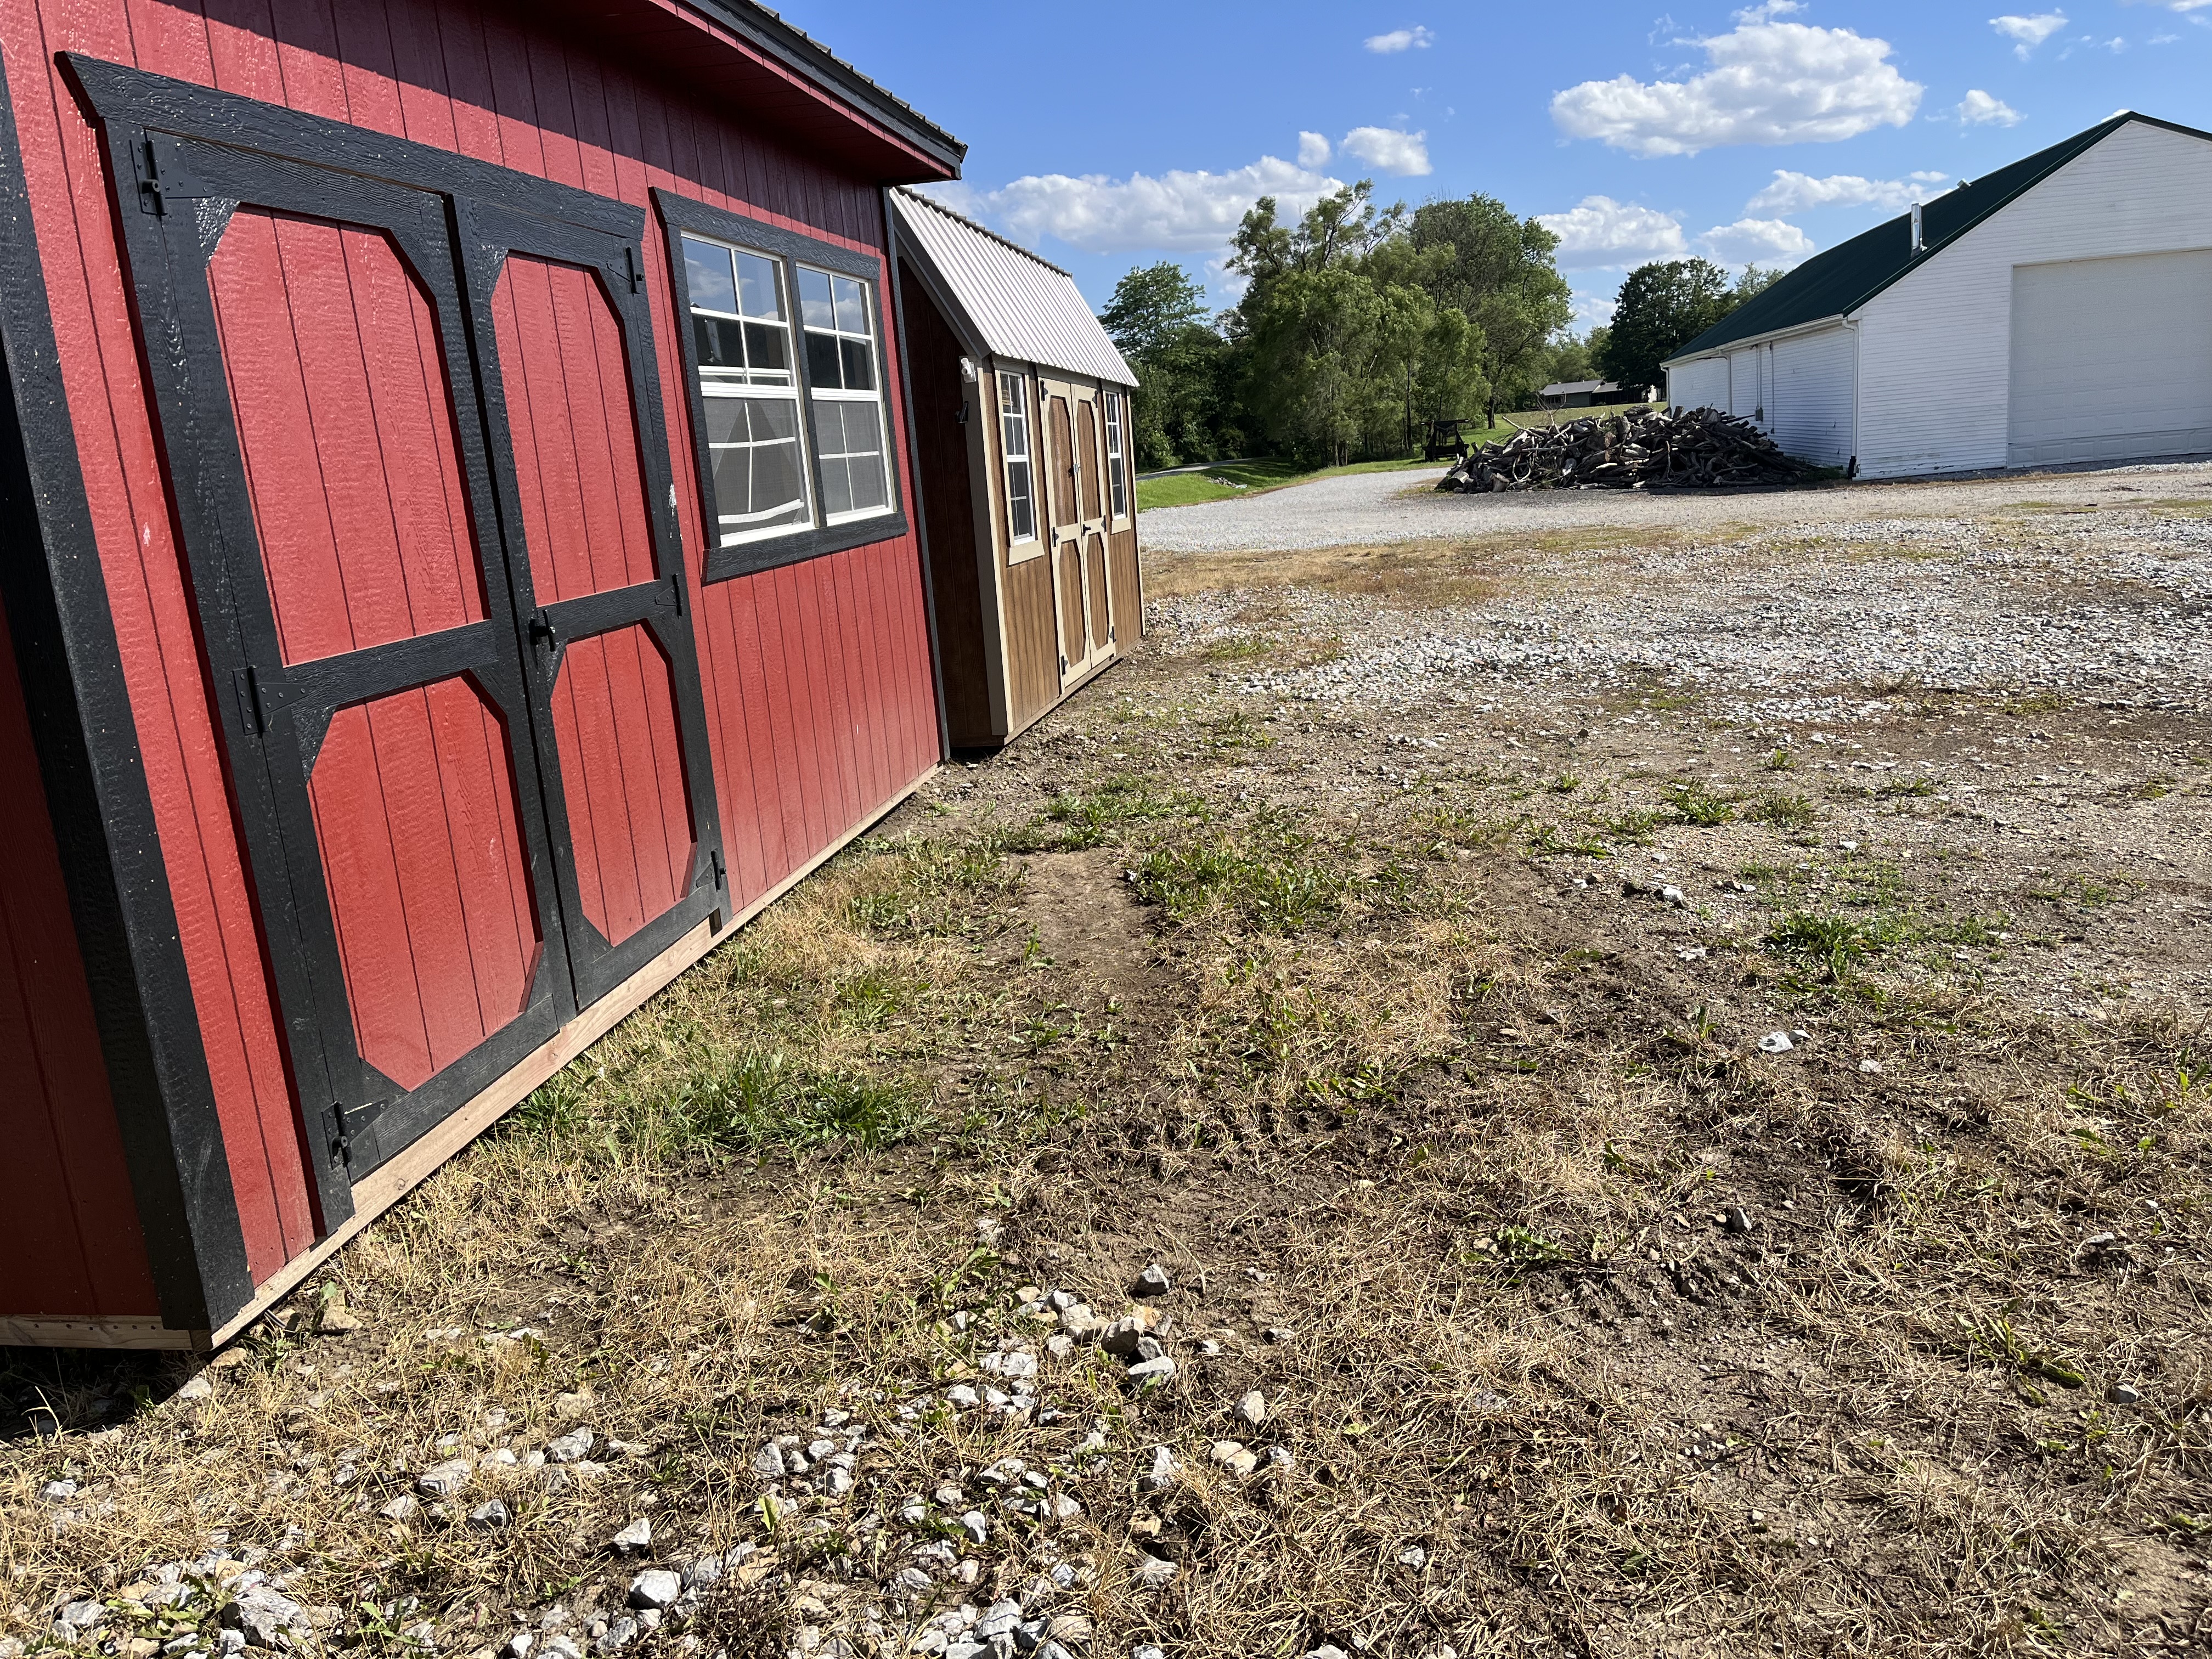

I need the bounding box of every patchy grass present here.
[7,508,2210,1659]
[1136,454,1454,512]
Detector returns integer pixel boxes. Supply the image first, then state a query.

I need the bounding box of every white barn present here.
[1662,112,2212,479]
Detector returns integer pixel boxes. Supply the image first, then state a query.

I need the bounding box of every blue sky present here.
[776,1,2212,331]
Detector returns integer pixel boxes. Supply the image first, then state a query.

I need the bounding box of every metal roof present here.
[891,189,1137,387]
[1540,379,1619,396]
[1666,111,2212,364]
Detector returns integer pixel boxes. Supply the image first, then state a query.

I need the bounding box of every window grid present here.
[682,233,810,547]
[999,373,1035,545]
[799,266,893,526]
[1104,391,1128,521]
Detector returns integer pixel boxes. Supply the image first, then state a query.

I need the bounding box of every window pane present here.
[819,454,853,517]
[797,267,836,330]
[683,235,736,314]
[704,392,808,538]
[693,314,744,370]
[735,251,783,320]
[839,337,874,392]
[847,450,887,513]
[1007,458,1034,541]
[744,321,789,377]
[805,331,843,389]
[833,275,868,335]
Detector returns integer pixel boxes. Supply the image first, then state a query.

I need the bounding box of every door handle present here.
[529,611,558,648]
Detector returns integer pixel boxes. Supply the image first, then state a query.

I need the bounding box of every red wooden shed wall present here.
[0,593,160,1318]
[0,0,940,1289]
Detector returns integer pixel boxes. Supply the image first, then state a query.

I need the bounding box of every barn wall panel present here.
[0,593,159,1318]
[1854,121,2212,479]
[898,269,990,746]
[1769,326,1855,468]
[1,0,939,1286]
[1666,357,1729,414]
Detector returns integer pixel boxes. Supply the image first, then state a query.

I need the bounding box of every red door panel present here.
[209,210,487,664]
[308,676,540,1090]
[550,626,693,946]
[489,255,657,602]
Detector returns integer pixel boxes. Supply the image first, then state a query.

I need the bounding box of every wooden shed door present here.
[459,204,725,1011]
[92,111,724,1234]
[103,138,572,1229]
[1042,378,1111,687]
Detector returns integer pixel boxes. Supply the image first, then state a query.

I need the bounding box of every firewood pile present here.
[1436,405,1817,492]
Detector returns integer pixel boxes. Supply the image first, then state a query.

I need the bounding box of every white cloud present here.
[945,155,1347,255]
[1341,126,1432,176]
[2118,0,2210,12]
[1733,2,1805,20]
[1990,12,2067,57]
[1571,289,1620,330]
[1699,217,1817,266]
[1550,20,1922,157]
[1746,168,1948,215]
[1535,196,1689,268]
[1297,131,1333,167]
[1955,88,2024,126]
[1364,25,1434,53]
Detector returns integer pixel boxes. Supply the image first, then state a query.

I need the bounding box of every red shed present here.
[0,0,962,1348]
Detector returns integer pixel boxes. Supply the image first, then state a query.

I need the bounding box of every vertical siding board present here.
[4,0,945,1312]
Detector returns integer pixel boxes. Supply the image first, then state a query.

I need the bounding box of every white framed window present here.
[798,267,891,524]
[998,371,1036,545]
[1104,390,1128,521]
[682,233,811,546]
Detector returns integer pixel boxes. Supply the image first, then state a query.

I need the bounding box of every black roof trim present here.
[681,0,964,174]
[1667,111,2212,362]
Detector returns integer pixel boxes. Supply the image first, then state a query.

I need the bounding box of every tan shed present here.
[890,189,1142,749]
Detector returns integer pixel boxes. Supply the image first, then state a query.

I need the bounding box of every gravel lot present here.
[1155,510,2212,718]
[1138,456,2212,552]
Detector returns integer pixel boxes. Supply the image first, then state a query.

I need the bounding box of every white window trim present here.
[798,264,895,529]
[998,369,1042,560]
[684,233,815,549]
[1104,389,1130,526]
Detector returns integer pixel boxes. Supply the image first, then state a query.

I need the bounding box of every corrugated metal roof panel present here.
[893,189,1137,387]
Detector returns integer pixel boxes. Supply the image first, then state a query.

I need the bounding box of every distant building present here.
[1662,111,2212,478]
[1538,379,1650,409]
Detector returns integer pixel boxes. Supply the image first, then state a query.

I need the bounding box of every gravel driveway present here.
[1138,457,2212,552]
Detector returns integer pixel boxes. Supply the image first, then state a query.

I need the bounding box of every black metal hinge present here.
[624,246,641,293]
[327,1098,387,1169]
[232,664,301,737]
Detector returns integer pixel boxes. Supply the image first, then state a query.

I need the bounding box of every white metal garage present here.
[2007,250,2212,467]
[1662,111,2212,479]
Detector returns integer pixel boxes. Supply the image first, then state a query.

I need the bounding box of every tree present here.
[1099,262,1209,360]
[1598,258,1735,396]
[1408,195,1572,426]
[1100,263,1233,469]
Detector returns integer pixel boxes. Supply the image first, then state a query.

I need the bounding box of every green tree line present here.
[1101,182,1781,474]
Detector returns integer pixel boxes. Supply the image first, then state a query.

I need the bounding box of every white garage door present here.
[2009,250,2212,467]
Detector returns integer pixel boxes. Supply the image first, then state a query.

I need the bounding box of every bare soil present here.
[5,479,2209,1659]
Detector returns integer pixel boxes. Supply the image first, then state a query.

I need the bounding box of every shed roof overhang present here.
[541,0,964,185]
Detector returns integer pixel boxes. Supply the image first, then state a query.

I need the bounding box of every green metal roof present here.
[1665,111,2212,363]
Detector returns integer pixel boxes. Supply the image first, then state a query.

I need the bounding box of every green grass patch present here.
[1765,912,1877,980]
[1008,773,1206,853]
[1747,793,1819,830]
[1135,824,1347,932]
[519,1048,932,1160]
[1666,779,1740,827]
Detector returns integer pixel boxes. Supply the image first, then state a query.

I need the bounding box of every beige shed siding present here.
[1853,120,2212,478]
[1770,326,1855,467]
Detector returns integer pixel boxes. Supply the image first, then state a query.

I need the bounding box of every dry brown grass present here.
[6,520,2211,1659]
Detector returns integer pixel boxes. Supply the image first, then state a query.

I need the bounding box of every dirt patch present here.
[6,484,2210,1659]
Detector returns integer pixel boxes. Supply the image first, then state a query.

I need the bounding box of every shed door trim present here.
[72,58,727,1223]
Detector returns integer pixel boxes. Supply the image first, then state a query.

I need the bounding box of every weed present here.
[1764,748,1797,771]
[1009,773,1203,852]
[1135,825,1345,932]
[1549,774,1582,794]
[1746,793,1818,830]
[1589,806,1668,844]
[1765,911,1876,979]
[1528,823,1609,858]
[1666,779,1739,827]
